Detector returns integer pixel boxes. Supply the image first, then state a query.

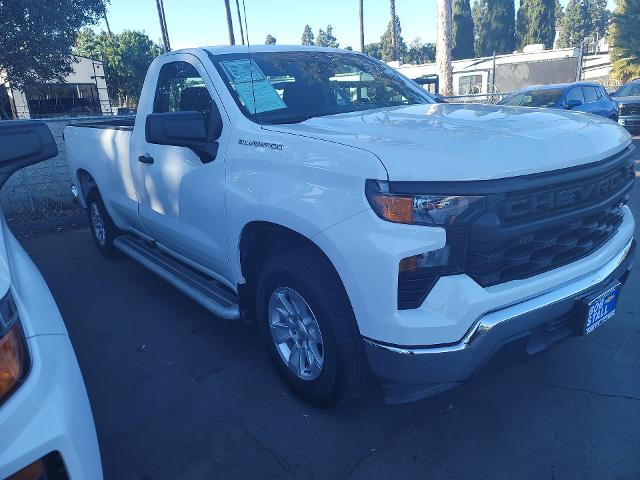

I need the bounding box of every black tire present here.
[256,248,370,408]
[86,188,121,258]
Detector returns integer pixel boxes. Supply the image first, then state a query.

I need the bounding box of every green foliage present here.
[516,0,555,49]
[265,34,276,45]
[472,0,488,56]
[555,0,565,23]
[478,0,516,55]
[301,25,315,45]
[0,0,107,88]
[75,28,162,106]
[407,38,436,64]
[558,0,610,47]
[609,0,640,81]
[315,25,340,48]
[364,42,383,59]
[452,0,475,59]
[380,15,408,62]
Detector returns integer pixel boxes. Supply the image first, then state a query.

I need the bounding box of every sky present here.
[100,0,617,51]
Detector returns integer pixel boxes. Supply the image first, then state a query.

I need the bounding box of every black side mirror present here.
[432,93,447,103]
[566,99,583,109]
[145,111,220,163]
[0,120,58,188]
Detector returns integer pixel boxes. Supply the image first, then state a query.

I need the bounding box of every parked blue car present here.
[498,82,619,121]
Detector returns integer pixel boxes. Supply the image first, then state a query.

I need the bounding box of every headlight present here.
[366,180,486,309]
[0,292,30,406]
[365,180,484,226]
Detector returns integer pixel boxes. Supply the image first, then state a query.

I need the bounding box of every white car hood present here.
[267,103,632,181]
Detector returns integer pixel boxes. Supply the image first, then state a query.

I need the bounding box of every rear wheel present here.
[256,248,370,408]
[86,188,121,258]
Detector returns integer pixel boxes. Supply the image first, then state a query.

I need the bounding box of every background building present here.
[0,56,111,119]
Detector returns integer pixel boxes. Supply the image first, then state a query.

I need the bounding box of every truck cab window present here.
[153,61,214,121]
[582,86,599,103]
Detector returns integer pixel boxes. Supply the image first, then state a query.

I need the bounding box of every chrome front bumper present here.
[364,239,636,403]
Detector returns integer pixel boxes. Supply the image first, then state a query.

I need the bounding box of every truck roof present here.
[169,45,359,57]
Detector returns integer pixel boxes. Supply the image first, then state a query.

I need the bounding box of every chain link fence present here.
[0,116,101,234]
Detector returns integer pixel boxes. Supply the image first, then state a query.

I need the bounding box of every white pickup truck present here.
[66,45,636,406]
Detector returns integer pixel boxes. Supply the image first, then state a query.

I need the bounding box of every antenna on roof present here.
[241,0,257,114]
[155,0,171,51]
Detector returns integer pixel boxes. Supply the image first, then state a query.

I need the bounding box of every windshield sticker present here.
[220,59,266,83]
[220,59,286,114]
[234,79,287,114]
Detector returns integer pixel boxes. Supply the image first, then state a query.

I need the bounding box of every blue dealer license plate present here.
[584,284,620,335]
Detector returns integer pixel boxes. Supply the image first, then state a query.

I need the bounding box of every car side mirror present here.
[566,99,583,109]
[0,120,58,189]
[145,111,220,163]
[432,93,447,103]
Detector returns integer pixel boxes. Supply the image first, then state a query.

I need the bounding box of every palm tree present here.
[436,0,453,95]
[609,0,640,81]
[359,0,365,52]
[390,0,397,61]
[223,0,235,45]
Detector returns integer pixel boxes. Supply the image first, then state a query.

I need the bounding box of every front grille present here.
[620,104,640,116]
[466,204,625,286]
[394,146,635,309]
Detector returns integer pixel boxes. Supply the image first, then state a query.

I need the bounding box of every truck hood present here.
[612,95,640,104]
[267,103,631,181]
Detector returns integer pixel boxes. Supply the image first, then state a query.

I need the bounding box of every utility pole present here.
[359,0,365,53]
[155,0,171,51]
[235,0,245,45]
[224,0,236,45]
[102,4,112,36]
[390,0,397,61]
[436,0,453,95]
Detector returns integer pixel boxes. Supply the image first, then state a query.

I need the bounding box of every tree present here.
[472,0,488,56]
[0,0,107,89]
[609,0,640,81]
[437,0,454,94]
[558,0,591,46]
[265,34,276,45]
[479,0,516,55]
[364,42,383,59]
[301,24,315,45]
[359,0,365,52]
[407,38,436,64]
[452,0,475,59]
[75,28,162,107]
[516,0,555,49]
[558,0,610,47]
[315,25,340,48]
[381,15,407,62]
[555,0,565,24]
[223,0,235,45]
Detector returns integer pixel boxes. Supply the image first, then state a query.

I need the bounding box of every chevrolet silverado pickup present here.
[65,46,636,406]
[0,121,102,478]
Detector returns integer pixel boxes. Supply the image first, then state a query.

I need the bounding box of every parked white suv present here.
[0,121,102,478]
[65,46,636,406]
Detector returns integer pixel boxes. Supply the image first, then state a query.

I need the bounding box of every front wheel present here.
[256,248,370,408]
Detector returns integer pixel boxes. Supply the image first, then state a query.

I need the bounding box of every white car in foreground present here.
[0,121,102,479]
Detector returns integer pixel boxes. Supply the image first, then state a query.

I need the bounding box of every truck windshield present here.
[500,89,564,108]
[208,50,433,124]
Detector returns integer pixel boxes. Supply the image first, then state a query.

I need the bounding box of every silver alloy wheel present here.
[90,202,107,247]
[268,286,324,381]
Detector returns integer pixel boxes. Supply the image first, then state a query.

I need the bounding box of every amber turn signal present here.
[0,322,29,406]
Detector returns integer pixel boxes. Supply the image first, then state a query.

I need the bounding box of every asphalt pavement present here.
[19,138,640,480]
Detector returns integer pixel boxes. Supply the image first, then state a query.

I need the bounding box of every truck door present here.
[130,54,232,284]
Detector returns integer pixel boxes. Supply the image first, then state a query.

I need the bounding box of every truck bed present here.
[71,117,135,131]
